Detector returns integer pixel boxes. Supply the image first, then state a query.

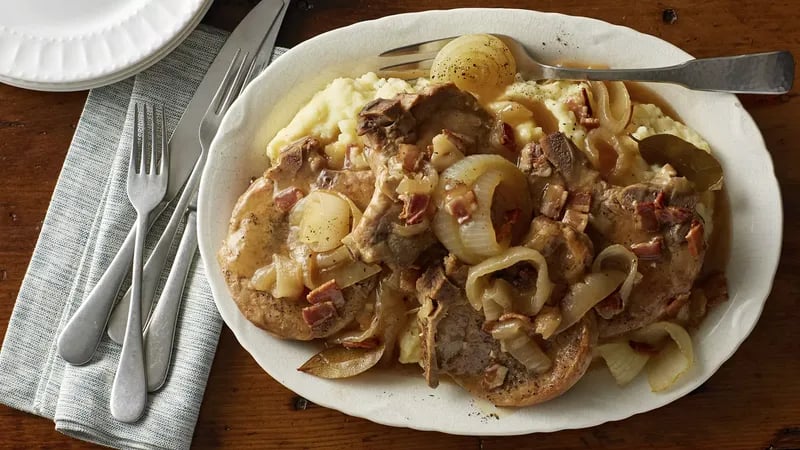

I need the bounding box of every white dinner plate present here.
[0,0,213,91]
[197,8,782,435]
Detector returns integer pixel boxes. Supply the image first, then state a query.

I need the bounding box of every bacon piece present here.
[654,191,666,209]
[541,183,568,219]
[301,301,338,327]
[306,280,345,308]
[579,116,601,128]
[562,209,588,232]
[274,187,304,213]
[631,236,664,260]
[594,292,624,320]
[398,143,423,172]
[444,188,478,224]
[567,89,600,129]
[342,338,380,349]
[495,208,522,243]
[567,191,592,213]
[517,142,552,177]
[636,202,659,232]
[482,363,509,390]
[686,220,705,257]
[655,206,693,225]
[581,88,593,116]
[491,121,516,152]
[398,193,430,225]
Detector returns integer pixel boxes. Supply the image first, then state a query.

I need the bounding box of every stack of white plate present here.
[0,0,214,91]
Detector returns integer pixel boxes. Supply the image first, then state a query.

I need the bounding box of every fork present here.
[377,34,794,94]
[110,103,169,423]
[142,49,255,392]
[105,50,266,346]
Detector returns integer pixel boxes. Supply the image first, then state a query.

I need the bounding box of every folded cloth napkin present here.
[0,25,285,449]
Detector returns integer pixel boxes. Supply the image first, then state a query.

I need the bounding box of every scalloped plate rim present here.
[0,0,212,88]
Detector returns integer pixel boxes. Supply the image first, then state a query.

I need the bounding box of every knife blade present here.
[166,0,287,200]
[57,0,289,366]
[106,0,290,344]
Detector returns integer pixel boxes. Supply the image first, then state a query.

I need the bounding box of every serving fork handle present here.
[537,51,794,94]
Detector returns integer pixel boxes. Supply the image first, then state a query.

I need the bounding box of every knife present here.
[56,0,289,366]
[144,5,288,388]
[105,0,290,345]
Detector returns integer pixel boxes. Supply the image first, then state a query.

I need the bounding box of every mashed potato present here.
[266,73,420,167]
[266,73,709,175]
[499,80,590,149]
[630,103,711,152]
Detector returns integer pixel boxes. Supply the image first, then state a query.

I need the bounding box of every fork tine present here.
[130,103,140,175]
[140,103,148,175]
[379,36,456,57]
[149,104,157,175]
[159,105,167,176]
[377,36,457,74]
[211,49,242,116]
[376,58,436,80]
[242,60,262,88]
[220,52,252,115]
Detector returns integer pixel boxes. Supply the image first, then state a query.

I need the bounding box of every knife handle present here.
[144,209,197,392]
[56,202,164,365]
[107,157,204,344]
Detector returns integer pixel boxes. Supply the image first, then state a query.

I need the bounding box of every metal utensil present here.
[144,50,253,391]
[106,0,291,345]
[377,34,795,94]
[56,0,290,366]
[110,103,169,423]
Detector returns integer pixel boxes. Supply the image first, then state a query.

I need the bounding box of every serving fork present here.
[377,34,794,94]
[142,50,255,392]
[110,103,169,423]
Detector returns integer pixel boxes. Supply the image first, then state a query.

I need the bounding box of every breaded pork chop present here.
[417,263,597,407]
[218,137,376,340]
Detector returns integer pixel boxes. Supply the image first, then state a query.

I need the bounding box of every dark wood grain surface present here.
[1,0,798,448]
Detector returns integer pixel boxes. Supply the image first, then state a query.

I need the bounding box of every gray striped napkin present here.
[0,25,285,449]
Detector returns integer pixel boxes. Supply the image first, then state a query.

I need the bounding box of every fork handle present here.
[539,51,794,94]
[109,214,148,423]
[144,208,197,392]
[107,156,206,344]
[56,204,162,366]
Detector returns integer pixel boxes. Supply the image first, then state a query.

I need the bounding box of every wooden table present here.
[1,0,798,448]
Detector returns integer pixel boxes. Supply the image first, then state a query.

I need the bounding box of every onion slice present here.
[466,247,553,314]
[460,170,506,257]
[327,275,406,363]
[630,321,694,392]
[490,319,552,373]
[433,155,532,264]
[596,341,650,386]
[592,244,640,305]
[557,270,626,333]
